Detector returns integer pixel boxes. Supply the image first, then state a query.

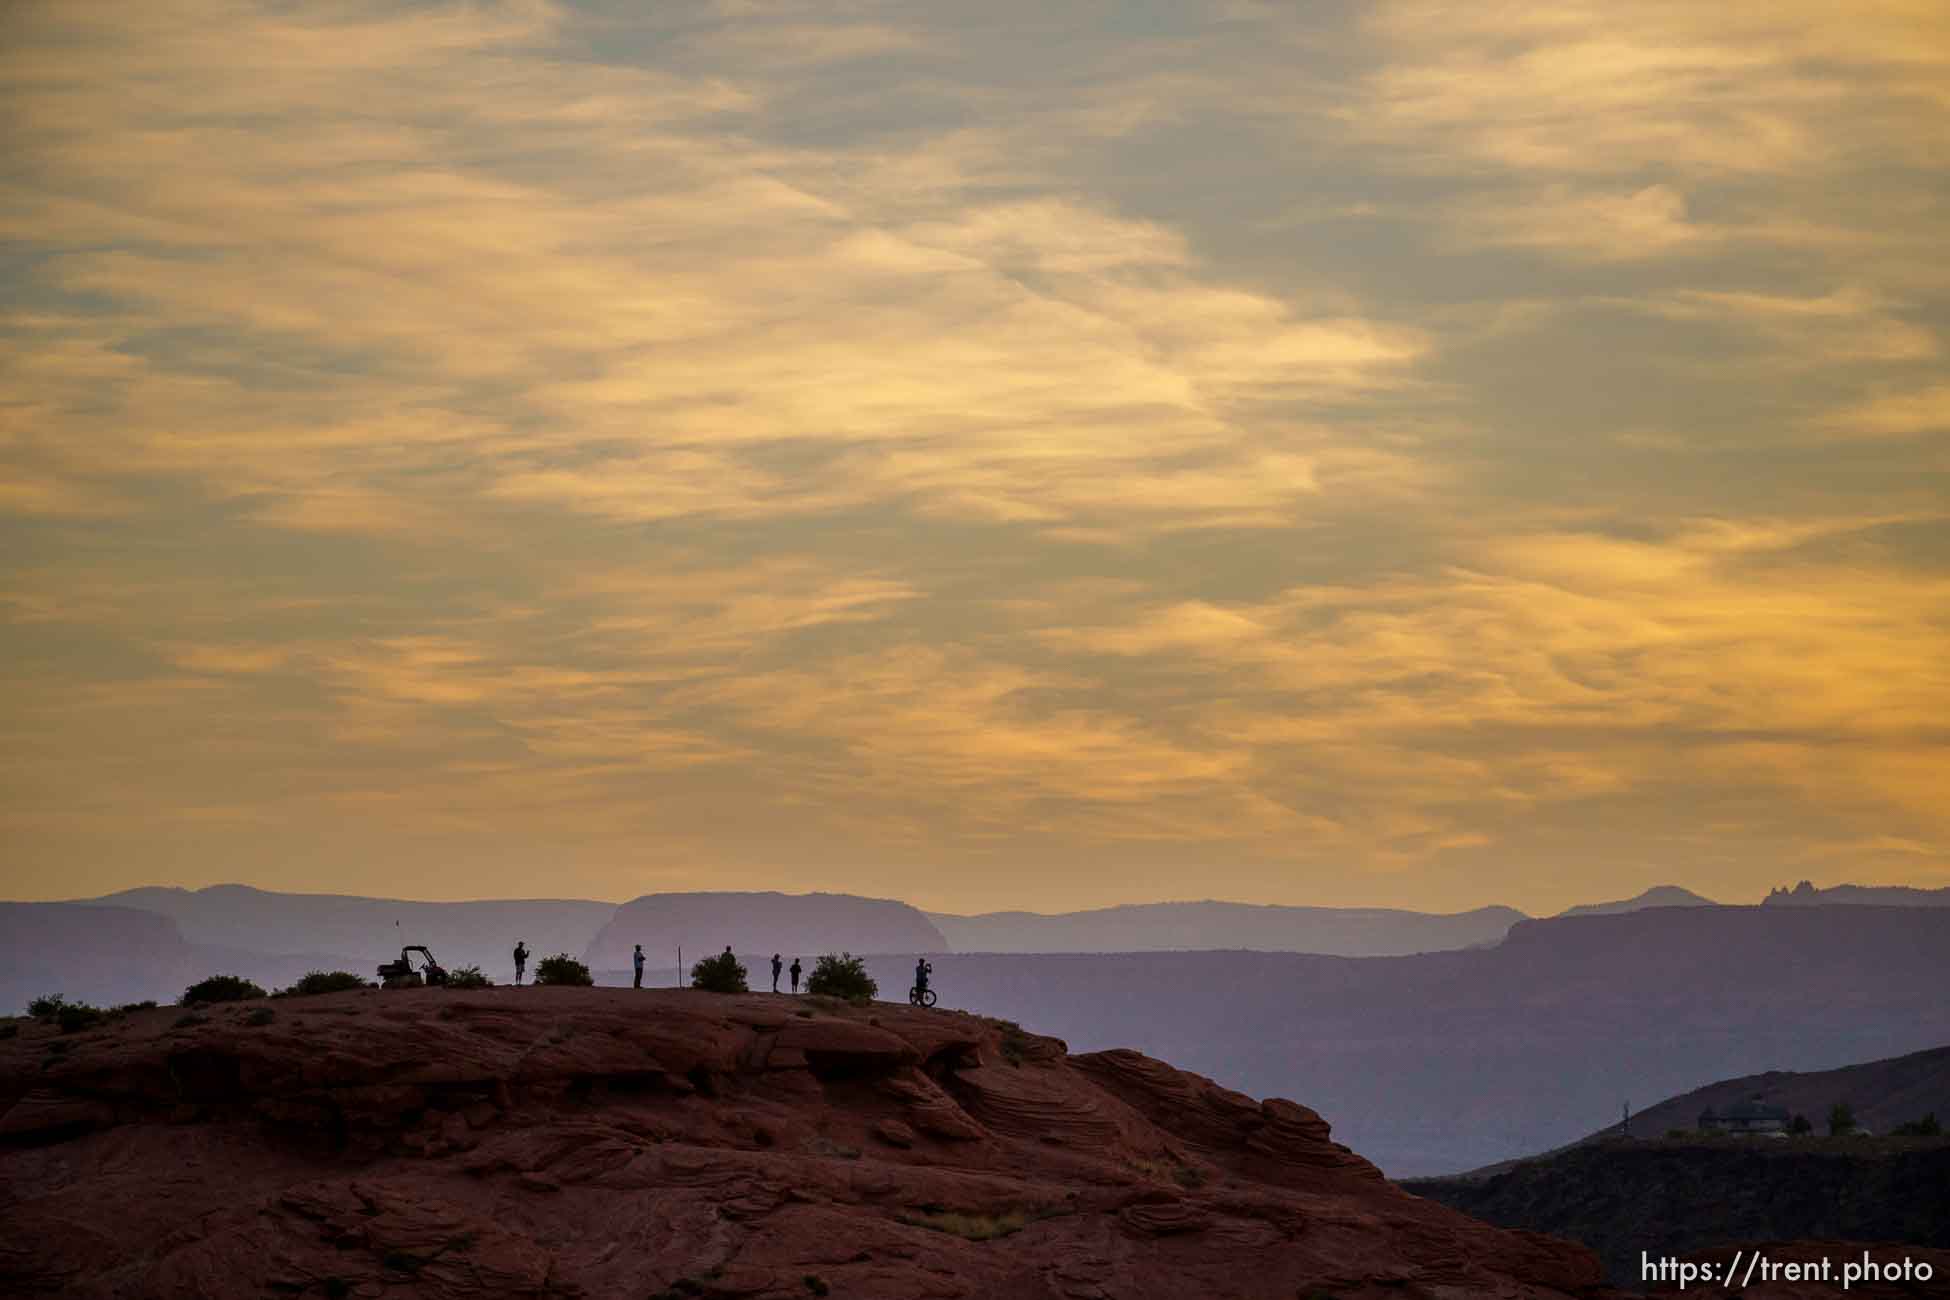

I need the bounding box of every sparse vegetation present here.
[172,1012,209,1030]
[690,950,748,994]
[244,1007,276,1027]
[180,974,266,1006]
[534,954,594,987]
[445,964,493,989]
[804,952,876,1003]
[803,1275,830,1296]
[57,1002,106,1034]
[27,994,69,1020]
[1892,1112,1941,1137]
[1828,1102,1857,1136]
[1789,1113,1813,1135]
[282,970,369,997]
[1666,1128,1692,1139]
[109,1000,157,1015]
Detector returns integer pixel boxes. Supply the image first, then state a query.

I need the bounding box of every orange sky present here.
[2,0,1946,914]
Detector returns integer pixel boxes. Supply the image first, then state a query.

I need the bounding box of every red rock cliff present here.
[1,987,1613,1299]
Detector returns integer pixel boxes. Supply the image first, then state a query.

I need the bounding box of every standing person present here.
[789,957,802,993]
[632,944,646,989]
[771,953,783,993]
[513,940,528,986]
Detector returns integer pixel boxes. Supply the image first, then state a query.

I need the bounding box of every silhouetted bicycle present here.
[908,985,937,1007]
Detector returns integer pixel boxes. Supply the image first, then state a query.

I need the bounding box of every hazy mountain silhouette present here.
[1764,879,1950,907]
[926,900,1526,955]
[0,903,201,1011]
[850,905,1950,1175]
[584,890,946,972]
[1554,884,1717,917]
[85,884,614,981]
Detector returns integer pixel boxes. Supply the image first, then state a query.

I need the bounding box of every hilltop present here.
[1,986,1612,1299]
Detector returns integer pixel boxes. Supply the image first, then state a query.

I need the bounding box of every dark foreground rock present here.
[1408,1136,1950,1287]
[2,987,1613,1299]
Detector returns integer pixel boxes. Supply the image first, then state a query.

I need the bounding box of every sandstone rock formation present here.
[2,988,1614,1299]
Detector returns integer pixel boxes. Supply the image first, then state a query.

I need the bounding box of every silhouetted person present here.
[915,958,931,995]
[789,957,802,993]
[633,943,645,989]
[771,953,783,992]
[513,940,528,986]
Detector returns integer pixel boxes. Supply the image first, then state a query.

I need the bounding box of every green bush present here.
[690,951,748,994]
[244,1007,276,1027]
[1789,1113,1814,1135]
[534,954,593,987]
[173,1013,208,1030]
[1893,1112,1942,1137]
[446,964,493,989]
[285,970,370,997]
[57,1002,105,1034]
[180,974,267,1006]
[805,953,876,1003]
[1828,1102,1857,1136]
[26,994,68,1020]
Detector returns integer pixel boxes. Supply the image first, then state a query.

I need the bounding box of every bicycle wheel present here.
[919,988,937,1007]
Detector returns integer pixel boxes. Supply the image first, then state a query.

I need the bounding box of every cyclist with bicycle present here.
[911,957,935,1006]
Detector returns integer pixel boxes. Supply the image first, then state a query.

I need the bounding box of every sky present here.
[2,0,1947,915]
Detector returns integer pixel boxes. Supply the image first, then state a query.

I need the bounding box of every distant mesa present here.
[0,902,200,1012]
[1763,879,1950,907]
[583,890,947,971]
[926,899,1527,956]
[1554,884,1718,918]
[81,883,615,976]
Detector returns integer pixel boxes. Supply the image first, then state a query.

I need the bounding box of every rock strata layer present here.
[2,988,1614,1299]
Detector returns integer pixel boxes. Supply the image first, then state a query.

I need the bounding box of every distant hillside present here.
[0,903,200,1012]
[925,900,1525,955]
[585,890,946,971]
[1436,1041,1950,1182]
[1556,884,1717,917]
[848,905,1950,1175]
[1764,880,1950,907]
[88,884,616,981]
[1407,1138,1950,1286]
[1613,1044,1950,1145]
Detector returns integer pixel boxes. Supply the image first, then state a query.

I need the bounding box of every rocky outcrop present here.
[1,987,1614,1299]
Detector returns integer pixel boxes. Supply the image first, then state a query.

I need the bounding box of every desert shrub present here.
[57,1002,106,1034]
[803,1276,830,1297]
[690,950,748,994]
[534,954,593,987]
[109,1000,158,1016]
[180,974,266,1006]
[1789,1113,1813,1135]
[1828,1102,1857,1136]
[173,1012,209,1030]
[445,964,493,989]
[244,1007,276,1027]
[1893,1112,1942,1137]
[804,953,876,1003]
[26,994,68,1020]
[1665,1128,1692,1140]
[286,970,369,997]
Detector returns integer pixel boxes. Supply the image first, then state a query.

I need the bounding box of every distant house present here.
[1699,1096,1790,1135]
